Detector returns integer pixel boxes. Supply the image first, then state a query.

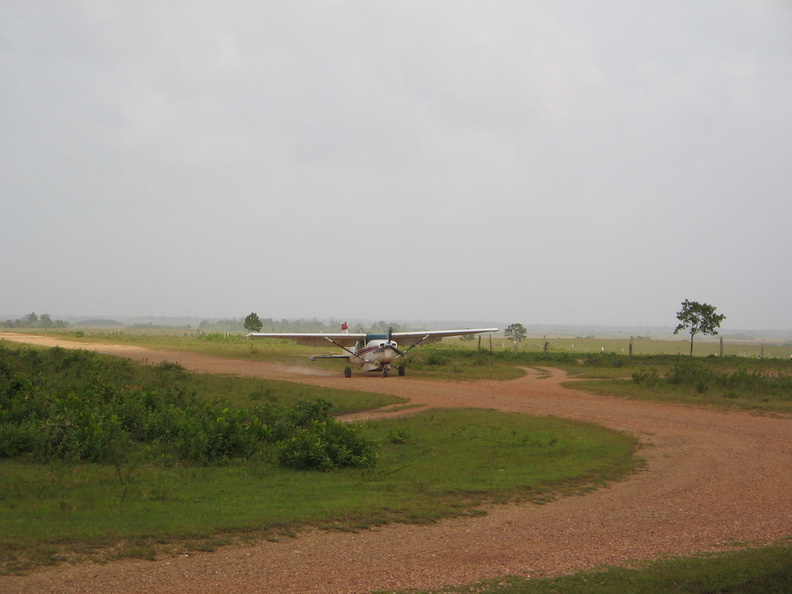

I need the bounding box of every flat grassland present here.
[14,326,792,358]
[0,332,790,593]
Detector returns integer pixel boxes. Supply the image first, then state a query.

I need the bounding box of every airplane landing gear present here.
[381,365,405,377]
[344,367,352,378]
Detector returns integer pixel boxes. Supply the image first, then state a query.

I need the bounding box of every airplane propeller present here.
[330,326,430,366]
[375,327,407,357]
[387,327,403,353]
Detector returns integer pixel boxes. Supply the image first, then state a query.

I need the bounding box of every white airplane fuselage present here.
[351,336,402,372]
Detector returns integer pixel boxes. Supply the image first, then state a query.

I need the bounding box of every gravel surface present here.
[1,333,791,593]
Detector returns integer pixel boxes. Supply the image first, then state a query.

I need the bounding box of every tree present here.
[674,299,726,356]
[244,312,263,333]
[504,323,527,354]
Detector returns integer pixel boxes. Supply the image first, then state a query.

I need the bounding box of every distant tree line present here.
[1,312,69,329]
[199,317,339,333]
[201,316,407,334]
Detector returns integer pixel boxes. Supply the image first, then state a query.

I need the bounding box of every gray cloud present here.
[2,1,791,329]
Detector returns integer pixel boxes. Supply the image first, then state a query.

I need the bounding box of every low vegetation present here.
[0,344,388,469]
[1,331,789,587]
[400,539,792,593]
[0,341,639,573]
[569,355,792,414]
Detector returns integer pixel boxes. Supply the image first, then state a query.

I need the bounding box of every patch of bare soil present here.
[2,333,791,593]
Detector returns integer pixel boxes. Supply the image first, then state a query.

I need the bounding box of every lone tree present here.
[674,299,726,356]
[244,312,263,333]
[504,323,527,354]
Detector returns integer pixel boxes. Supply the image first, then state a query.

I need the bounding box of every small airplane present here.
[246,325,498,377]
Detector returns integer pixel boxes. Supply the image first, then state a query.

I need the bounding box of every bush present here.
[422,352,452,366]
[666,360,716,393]
[276,419,377,471]
[632,369,660,387]
[0,345,378,471]
[628,358,792,402]
[584,352,625,367]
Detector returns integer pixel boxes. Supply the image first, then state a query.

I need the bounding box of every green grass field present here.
[0,410,638,573]
[0,409,637,557]
[11,327,792,360]
[501,335,792,359]
[0,341,639,573]
[1,330,790,590]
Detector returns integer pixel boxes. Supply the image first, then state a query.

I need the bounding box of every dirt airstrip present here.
[1,333,791,593]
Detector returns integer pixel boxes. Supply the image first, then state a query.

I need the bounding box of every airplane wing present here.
[246,328,498,348]
[391,328,498,346]
[245,332,365,348]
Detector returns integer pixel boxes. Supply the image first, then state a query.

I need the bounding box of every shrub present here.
[276,419,377,471]
[423,352,452,366]
[628,358,792,402]
[584,352,625,367]
[666,360,716,393]
[632,369,660,387]
[0,345,378,470]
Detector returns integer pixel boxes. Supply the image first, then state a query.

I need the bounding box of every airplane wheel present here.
[398,366,405,376]
[344,367,352,378]
[382,368,390,378]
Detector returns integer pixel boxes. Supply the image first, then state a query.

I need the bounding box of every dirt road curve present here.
[2,333,791,593]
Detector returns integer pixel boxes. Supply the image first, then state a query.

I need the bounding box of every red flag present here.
[341,322,349,331]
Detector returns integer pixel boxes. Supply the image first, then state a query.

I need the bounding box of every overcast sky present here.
[2,1,791,330]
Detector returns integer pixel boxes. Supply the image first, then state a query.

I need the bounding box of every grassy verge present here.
[5,332,788,588]
[3,331,526,380]
[7,331,791,412]
[395,539,792,593]
[0,339,402,413]
[0,409,638,573]
[566,356,792,414]
[571,379,792,414]
[12,328,792,359]
[0,343,640,573]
